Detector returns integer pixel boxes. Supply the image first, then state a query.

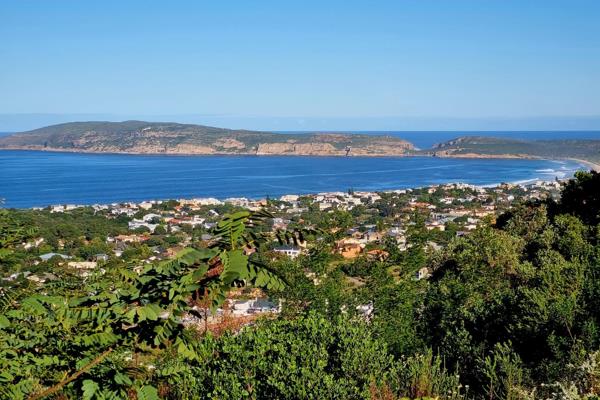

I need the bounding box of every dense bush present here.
[156,313,463,400]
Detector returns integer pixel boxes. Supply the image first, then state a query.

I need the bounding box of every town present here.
[2,179,563,330]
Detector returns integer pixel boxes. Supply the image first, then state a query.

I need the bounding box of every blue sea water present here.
[0,150,586,209]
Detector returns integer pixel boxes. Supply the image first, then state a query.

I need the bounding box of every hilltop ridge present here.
[0,121,414,157]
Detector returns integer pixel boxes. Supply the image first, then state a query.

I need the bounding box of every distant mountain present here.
[422,136,600,165]
[0,121,414,156]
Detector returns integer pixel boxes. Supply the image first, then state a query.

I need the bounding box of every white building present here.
[273,246,302,259]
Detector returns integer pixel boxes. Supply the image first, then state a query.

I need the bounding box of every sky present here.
[1,0,599,131]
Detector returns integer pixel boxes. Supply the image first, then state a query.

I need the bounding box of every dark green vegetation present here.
[2,172,600,399]
[423,136,600,164]
[0,121,413,155]
[0,210,287,399]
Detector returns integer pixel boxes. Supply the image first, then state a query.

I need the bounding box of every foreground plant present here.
[0,210,287,399]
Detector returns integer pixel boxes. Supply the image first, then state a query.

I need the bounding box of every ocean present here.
[0,149,586,208]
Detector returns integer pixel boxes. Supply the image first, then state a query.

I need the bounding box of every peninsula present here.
[0,121,414,157]
[419,135,600,170]
[2,122,599,169]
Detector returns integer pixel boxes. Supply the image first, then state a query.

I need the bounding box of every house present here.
[425,221,445,231]
[335,240,363,259]
[361,231,383,243]
[165,247,184,258]
[394,235,408,251]
[200,233,214,241]
[203,222,217,230]
[113,234,149,244]
[181,197,222,206]
[273,246,302,259]
[94,253,109,262]
[111,207,136,217]
[366,249,389,261]
[39,252,71,262]
[27,272,58,284]
[22,237,44,250]
[128,219,158,232]
[229,298,280,316]
[272,218,289,230]
[356,303,374,320]
[169,215,205,227]
[139,201,154,210]
[280,194,299,202]
[68,261,98,270]
[415,267,430,280]
[142,213,162,222]
[128,220,157,232]
[426,241,442,252]
[224,197,250,207]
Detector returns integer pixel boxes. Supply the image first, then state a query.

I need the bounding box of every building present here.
[335,240,363,259]
[415,267,430,280]
[280,194,299,202]
[94,254,109,262]
[39,253,71,262]
[273,246,302,259]
[366,249,390,261]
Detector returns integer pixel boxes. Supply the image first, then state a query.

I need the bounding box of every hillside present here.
[419,135,600,165]
[0,121,414,156]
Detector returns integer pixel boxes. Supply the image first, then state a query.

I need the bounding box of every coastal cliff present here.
[0,121,414,157]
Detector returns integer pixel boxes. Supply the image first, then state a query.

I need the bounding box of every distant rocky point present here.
[418,135,600,169]
[0,121,414,157]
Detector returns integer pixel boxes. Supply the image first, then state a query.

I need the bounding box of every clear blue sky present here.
[1,0,599,131]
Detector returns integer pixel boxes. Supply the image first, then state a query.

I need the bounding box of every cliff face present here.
[0,121,414,157]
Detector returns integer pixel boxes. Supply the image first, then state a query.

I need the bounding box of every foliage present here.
[0,209,35,272]
[0,210,285,399]
[558,170,600,226]
[156,312,463,400]
[419,171,600,398]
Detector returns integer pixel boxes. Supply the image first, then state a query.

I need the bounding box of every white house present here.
[273,246,302,259]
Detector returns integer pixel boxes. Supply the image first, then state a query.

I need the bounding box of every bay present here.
[0,150,586,208]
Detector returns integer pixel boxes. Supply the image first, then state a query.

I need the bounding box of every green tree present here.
[0,211,285,399]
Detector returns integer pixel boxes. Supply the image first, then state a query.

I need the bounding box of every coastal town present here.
[4,1,600,397]
[2,178,564,331]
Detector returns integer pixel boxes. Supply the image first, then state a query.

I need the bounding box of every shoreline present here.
[569,158,600,172]
[2,174,578,211]
[1,147,599,169]
[0,149,592,210]
[0,146,413,158]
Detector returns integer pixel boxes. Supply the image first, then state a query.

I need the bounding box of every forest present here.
[1,171,600,399]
